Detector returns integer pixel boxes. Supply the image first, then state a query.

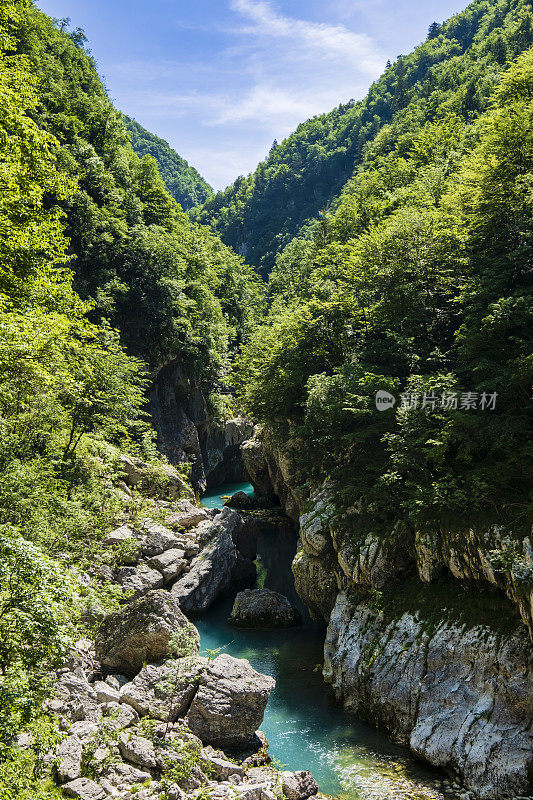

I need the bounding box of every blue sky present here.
[35,0,468,190]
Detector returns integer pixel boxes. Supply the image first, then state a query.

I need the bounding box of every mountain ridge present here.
[124,114,213,211]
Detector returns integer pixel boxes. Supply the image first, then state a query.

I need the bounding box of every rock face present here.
[149,360,253,492]
[233,471,533,800]
[413,527,533,639]
[229,589,301,628]
[292,549,337,623]
[324,592,533,800]
[186,654,275,748]
[171,508,245,614]
[95,590,199,676]
[241,427,301,520]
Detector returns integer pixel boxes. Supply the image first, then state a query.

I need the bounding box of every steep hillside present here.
[13,8,262,374]
[0,5,262,793]
[124,115,213,210]
[197,0,533,274]
[237,36,533,796]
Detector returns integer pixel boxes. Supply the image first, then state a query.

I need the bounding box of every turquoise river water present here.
[198,483,457,800]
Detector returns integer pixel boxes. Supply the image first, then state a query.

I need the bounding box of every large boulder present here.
[115,564,164,598]
[186,654,275,748]
[224,490,256,510]
[148,548,188,584]
[48,672,101,725]
[56,735,83,783]
[62,778,106,800]
[229,589,301,629]
[281,771,319,800]
[119,454,193,500]
[95,590,199,676]
[165,499,209,530]
[171,508,242,614]
[134,522,185,558]
[324,592,533,800]
[119,657,207,721]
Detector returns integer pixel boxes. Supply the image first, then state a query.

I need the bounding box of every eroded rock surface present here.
[324,592,533,800]
[95,590,199,676]
[229,589,301,628]
[186,654,275,747]
[119,657,207,721]
[171,508,245,614]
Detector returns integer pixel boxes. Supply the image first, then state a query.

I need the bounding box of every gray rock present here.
[116,564,163,598]
[165,499,209,530]
[104,761,152,788]
[64,639,100,679]
[118,732,159,770]
[241,432,276,501]
[93,680,119,705]
[103,524,136,547]
[105,674,128,690]
[101,701,139,730]
[62,777,106,800]
[171,508,241,614]
[292,548,337,623]
[281,771,319,800]
[119,657,207,721]
[134,522,184,558]
[148,548,187,583]
[95,590,199,676]
[56,735,83,783]
[299,492,333,556]
[186,654,275,747]
[229,589,301,628]
[324,592,533,800]
[52,672,101,724]
[68,721,100,742]
[201,746,244,780]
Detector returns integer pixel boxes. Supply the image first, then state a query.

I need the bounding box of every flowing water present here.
[198,483,456,800]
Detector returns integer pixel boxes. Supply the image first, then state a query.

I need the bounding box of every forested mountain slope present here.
[197,0,533,274]
[0,3,262,791]
[238,31,533,544]
[124,115,213,210]
[14,7,262,375]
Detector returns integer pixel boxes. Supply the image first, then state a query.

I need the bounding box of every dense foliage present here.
[198,0,533,274]
[0,2,261,794]
[124,115,213,211]
[237,40,533,534]
[12,8,263,377]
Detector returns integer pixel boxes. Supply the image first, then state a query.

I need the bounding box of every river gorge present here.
[198,482,459,800]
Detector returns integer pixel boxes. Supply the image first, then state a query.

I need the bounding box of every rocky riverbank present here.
[46,597,321,800]
[41,466,324,800]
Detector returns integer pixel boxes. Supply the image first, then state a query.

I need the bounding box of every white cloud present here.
[230,0,383,72]
[107,0,387,187]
